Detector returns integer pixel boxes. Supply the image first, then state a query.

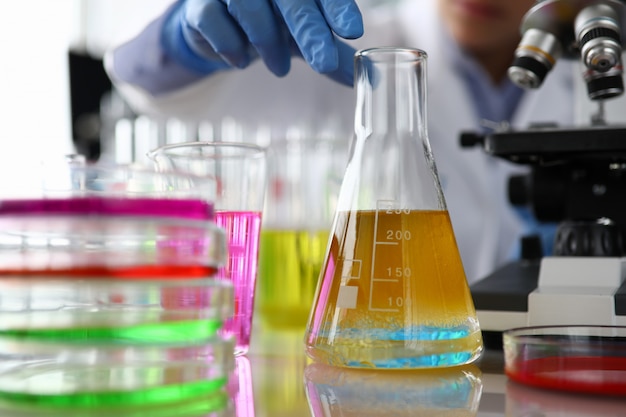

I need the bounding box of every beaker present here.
[148,141,268,356]
[303,47,483,369]
[257,136,347,330]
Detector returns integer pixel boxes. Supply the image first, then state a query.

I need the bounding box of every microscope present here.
[462,0,626,348]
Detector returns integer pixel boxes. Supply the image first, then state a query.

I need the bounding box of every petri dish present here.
[503,325,626,396]
[0,275,233,347]
[0,197,214,221]
[3,162,216,203]
[0,334,234,409]
[0,215,227,278]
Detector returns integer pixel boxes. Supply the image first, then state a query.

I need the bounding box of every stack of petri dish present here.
[0,162,234,414]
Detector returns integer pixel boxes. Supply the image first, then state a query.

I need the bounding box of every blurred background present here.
[0,0,170,166]
[0,0,403,169]
[3,0,626,170]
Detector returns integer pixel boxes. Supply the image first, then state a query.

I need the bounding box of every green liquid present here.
[0,319,221,345]
[0,377,228,408]
[257,229,329,329]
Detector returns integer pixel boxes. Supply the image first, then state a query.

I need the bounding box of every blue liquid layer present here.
[316,325,482,369]
[346,352,473,368]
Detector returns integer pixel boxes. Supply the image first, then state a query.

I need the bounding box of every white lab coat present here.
[108,1,579,283]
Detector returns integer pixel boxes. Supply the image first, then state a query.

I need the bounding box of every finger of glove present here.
[318,0,363,39]
[182,0,253,69]
[329,38,357,86]
[273,0,338,73]
[225,0,291,77]
[293,37,356,86]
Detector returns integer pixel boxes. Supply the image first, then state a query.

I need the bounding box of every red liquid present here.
[214,211,262,355]
[0,265,218,280]
[0,265,221,312]
[506,356,626,396]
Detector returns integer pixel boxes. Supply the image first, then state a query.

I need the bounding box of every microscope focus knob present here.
[553,219,624,256]
[521,235,543,260]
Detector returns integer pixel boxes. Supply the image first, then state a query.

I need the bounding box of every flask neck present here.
[354,48,428,138]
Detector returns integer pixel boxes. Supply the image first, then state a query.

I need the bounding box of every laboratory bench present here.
[243,325,626,417]
[1,324,624,417]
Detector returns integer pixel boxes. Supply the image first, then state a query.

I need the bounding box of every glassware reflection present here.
[305,363,483,416]
[251,330,310,417]
[228,355,254,417]
[506,379,626,417]
[0,391,230,417]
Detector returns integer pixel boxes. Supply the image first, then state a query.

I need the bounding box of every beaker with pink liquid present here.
[149,141,267,355]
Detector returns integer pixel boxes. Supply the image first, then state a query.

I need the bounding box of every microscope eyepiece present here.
[508,28,562,89]
[584,66,624,100]
[509,0,626,101]
[575,3,624,100]
[579,27,621,70]
[576,4,622,72]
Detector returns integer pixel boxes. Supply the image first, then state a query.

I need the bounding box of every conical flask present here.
[304,47,483,369]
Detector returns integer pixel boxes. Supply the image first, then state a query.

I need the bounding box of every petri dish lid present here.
[0,197,214,221]
[503,325,626,396]
[0,216,228,278]
[0,276,234,336]
[0,334,234,410]
[0,162,217,211]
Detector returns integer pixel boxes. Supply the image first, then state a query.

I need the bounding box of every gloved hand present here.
[161,0,363,86]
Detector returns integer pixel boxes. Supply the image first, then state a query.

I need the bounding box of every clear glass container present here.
[0,336,234,409]
[504,325,626,396]
[304,47,483,369]
[148,142,268,355]
[0,212,227,276]
[258,136,347,330]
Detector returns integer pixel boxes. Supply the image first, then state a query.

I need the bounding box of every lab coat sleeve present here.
[103,2,225,118]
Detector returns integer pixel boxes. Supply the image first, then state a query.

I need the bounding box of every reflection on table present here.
[506,379,626,417]
[1,326,625,416]
[305,363,482,416]
[248,327,626,417]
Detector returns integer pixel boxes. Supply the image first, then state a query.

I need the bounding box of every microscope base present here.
[471,257,626,349]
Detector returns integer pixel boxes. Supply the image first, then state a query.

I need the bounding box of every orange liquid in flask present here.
[305,209,483,368]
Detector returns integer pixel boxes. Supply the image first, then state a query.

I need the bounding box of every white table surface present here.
[242,325,626,417]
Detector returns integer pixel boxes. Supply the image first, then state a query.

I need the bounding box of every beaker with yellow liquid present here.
[303,47,483,369]
[257,136,347,330]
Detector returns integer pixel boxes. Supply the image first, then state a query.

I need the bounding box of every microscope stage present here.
[471,257,626,348]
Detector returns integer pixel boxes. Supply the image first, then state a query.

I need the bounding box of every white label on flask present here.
[337,286,358,309]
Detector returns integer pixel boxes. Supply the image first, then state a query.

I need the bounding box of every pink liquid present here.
[227,356,255,417]
[215,211,262,355]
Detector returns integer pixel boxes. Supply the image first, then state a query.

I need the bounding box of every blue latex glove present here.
[161,0,363,86]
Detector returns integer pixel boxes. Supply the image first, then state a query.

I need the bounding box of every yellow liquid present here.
[257,229,329,329]
[305,210,483,368]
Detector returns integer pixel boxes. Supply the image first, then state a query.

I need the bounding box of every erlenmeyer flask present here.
[304,47,483,369]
